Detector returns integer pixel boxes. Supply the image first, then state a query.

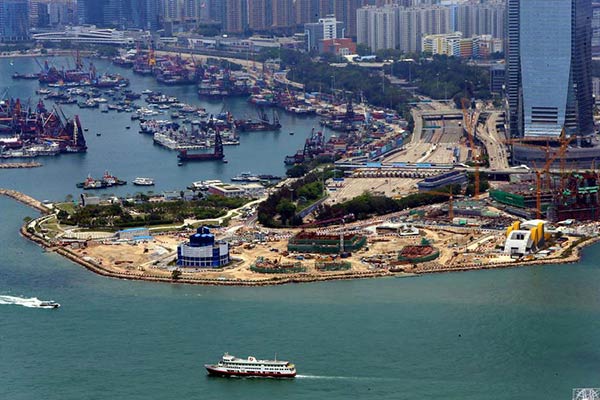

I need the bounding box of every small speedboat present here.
[39,301,60,309]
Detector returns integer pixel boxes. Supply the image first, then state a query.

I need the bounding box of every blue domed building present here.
[177,227,230,268]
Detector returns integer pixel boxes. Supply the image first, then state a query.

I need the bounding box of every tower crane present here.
[148,41,156,68]
[301,214,355,255]
[423,188,455,221]
[528,132,573,218]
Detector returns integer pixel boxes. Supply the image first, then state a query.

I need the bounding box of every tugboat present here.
[205,353,296,378]
[76,171,127,189]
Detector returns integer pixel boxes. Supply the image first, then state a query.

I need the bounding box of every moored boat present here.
[231,172,261,182]
[205,353,296,378]
[76,171,126,189]
[133,177,155,186]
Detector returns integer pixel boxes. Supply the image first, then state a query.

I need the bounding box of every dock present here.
[0,162,42,169]
[0,188,50,214]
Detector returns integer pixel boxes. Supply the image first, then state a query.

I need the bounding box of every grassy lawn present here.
[54,202,76,214]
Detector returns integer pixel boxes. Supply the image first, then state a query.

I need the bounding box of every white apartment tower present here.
[357,6,397,51]
[358,4,451,53]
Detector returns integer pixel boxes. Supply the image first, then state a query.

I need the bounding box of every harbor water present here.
[0,56,333,200]
[2,57,600,399]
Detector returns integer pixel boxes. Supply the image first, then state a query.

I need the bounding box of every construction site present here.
[13,94,600,285]
[491,129,600,222]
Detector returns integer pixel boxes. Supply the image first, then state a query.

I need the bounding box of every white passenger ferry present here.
[205,353,296,378]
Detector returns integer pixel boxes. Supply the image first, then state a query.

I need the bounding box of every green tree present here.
[297,181,324,201]
[276,199,297,225]
[171,269,182,280]
[286,164,309,178]
[356,43,371,56]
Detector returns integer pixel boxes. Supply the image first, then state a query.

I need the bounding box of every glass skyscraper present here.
[506,0,594,139]
[0,0,29,42]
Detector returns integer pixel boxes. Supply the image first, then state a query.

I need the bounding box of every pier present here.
[0,162,42,169]
[0,188,50,214]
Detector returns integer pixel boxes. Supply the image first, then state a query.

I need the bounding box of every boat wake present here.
[0,295,52,308]
[296,374,395,382]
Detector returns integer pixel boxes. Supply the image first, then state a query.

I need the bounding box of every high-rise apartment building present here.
[183,0,202,20]
[357,4,451,52]
[318,0,333,18]
[333,0,365,37]
[357,5,397,51]
[0,0,29,42]
[453,2,505,40]
[399,6,452,52]
[163,0,202,22]
[224,0,245,33]
[162,0,182,21]
[206,0,224,22]
[506,0,594,139]
[296,0,319,25]
[248,0,269,31]
[272,0,294,29]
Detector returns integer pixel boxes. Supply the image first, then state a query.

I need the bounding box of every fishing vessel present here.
[132,177,155,186]
[205,353,296,378]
